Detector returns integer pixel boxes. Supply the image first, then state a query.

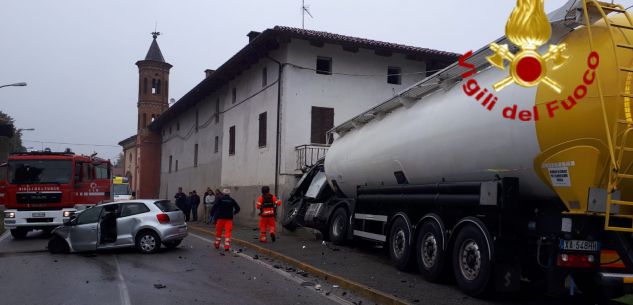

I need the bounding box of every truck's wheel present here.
[10,228,28,239]
[416,219,446,282]
[328,207,348,245]
[452,224,492,296]
[389,216,414,271]
[48,235,70,254]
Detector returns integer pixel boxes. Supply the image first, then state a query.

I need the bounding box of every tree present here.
[114,152,125,168]
[0,111,26,162]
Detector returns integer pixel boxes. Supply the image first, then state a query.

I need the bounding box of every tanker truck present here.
[282,0,633,299]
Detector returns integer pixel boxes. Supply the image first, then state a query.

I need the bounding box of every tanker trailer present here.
[282,0,633,299]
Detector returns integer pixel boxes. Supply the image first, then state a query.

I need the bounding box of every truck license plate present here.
[559,240,600,251]
[32,212,45,218]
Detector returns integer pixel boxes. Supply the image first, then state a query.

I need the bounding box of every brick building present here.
[119,32,172,198]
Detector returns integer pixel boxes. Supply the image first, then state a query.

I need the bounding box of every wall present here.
[160,92,224,200]
[279,39,427,184]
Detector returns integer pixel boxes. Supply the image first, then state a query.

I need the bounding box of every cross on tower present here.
[151,31,160,39]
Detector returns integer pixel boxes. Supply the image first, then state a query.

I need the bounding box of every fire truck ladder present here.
[583,1,633,232]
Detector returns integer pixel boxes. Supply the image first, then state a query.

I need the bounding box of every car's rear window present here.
[154,200,180,212]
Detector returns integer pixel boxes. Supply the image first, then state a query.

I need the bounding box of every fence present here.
[295,144,329,171]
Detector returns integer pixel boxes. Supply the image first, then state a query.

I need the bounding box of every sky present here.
[1,0,631,161]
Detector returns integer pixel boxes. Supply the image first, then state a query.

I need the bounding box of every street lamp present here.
[0,82,27,89]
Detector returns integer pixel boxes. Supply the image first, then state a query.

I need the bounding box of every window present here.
[316,57,332,75]
[176,122,180,131]
[151,79,161,95]
[76,206,103,225]
[258,112,267,148]
[229,126,235,155]
[142,113,147,128]
[215,98,220,123]
[214,136,219,153]
[95,165,109,179]
[195,109,199,133]
[175,160,179,172]
[120,202,150,217]
[129,153,132,161]
[194,144,199,167]
[232,87,237,104]
[151,114,156,122]
[311,106,334,144]
[143,78,148,94]
[262,67,268,87]
[168,155,172,173]
[169,126,172,134]
[388,66,401,85]
[154,200,180,212]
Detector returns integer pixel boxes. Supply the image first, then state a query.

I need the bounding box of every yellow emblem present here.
[487,0,568,93]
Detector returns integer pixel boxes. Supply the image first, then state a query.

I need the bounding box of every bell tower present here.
[134,32,171,199]
[136,32,172,130]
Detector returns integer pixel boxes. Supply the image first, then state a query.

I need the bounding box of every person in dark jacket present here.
[209,188,240,251]
[174,187,190,221]
[190,190,201,221]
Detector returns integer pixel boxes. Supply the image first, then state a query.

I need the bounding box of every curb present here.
[189,225,412,305]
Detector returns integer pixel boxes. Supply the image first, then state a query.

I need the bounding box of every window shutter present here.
[311,107,334,144]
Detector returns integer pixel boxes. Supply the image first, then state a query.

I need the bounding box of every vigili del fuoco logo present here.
[458,0,600,121]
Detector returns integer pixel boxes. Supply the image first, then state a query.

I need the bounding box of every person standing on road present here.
[256,186,282,243]
[190,190,201,222]
[210,188,240,251]
[174,187,188,220]
[203,188,216,224]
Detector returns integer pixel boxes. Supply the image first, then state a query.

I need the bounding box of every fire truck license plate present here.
[559,240,600,251]
[32,212,45,218]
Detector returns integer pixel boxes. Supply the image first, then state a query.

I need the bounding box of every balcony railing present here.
[295,144,329,171]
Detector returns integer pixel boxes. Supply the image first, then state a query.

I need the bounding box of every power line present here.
[23,139,119,148]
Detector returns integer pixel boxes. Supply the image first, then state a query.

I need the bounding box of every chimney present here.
[247,31,261,43]
[205,69,215,78]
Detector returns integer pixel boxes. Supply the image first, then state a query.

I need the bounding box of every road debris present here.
[153,284,167,289]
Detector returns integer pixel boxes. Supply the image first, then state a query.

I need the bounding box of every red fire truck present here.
[2,150,112,239]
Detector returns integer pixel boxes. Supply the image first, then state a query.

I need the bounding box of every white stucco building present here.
[149,26,459,223]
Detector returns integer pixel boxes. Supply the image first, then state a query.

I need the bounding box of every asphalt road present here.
[0,230,368,305]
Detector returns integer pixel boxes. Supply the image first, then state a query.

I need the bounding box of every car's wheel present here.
[10,228,28,239]
[327,207,348,245]
[388,216,414,271]
[416,218,447,282]
[163,239,182,249]
[452,223,492,296]
[48,235,70,254]
[136,230,161,254]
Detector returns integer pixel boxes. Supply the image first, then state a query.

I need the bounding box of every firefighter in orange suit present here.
[210,188,240,251]
[257,186,282,242]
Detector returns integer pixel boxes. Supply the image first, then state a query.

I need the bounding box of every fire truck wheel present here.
[416,218,447,282]
[136,230,161,254]
[10,228,27,239]
[452,223,492,297]
[388,216,415,271]
[327,207,349,245]
[163,239,182,249]
[48,235,69,254]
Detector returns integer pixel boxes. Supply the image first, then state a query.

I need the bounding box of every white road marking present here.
[114,256,132,305]
[190,233,354,305]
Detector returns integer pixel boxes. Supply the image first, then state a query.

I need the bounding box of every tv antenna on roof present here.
[302,0,313,29]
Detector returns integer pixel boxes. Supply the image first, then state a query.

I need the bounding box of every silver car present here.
[48,199,187,254]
